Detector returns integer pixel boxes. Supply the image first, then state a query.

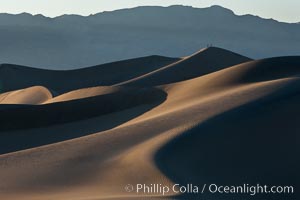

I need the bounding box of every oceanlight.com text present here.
[124,183,294,196]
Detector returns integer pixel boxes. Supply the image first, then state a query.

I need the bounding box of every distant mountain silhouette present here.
[0,5,299,69]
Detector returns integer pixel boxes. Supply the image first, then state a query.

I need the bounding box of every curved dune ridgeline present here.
[120,47,252,86]
[0,86,52,104]
[0,48,299,200]
[0,55,179,95]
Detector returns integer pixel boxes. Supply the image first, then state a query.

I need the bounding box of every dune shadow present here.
[0,87,167,155]
[155,81,300,200]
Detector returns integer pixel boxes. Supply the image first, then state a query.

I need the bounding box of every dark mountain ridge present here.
[0,5,299,69]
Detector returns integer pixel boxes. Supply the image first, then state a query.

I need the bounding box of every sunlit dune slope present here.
[44,86,123,104]
[0,86,52,104]
[120,47,252,86]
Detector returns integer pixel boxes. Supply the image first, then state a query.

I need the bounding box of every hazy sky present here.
[0,0,299,23]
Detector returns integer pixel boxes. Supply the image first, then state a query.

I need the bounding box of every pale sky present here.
[0,0,299,23]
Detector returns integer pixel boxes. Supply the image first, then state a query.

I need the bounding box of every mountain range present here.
[0,5,299,69]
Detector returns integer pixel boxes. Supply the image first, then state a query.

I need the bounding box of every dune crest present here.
[0,86,52,104]
[120,47,252,86]
[0,55,179,94]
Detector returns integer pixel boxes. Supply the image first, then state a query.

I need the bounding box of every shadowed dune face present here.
[0,87,167,154]
[121,47,252,86]
[0,55,179,94]
[0,87,167,131]
[156,80,300,200]
[0,49,299,200]
[211,56,300,85]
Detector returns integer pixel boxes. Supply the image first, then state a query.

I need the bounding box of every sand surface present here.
[0,47,299,200]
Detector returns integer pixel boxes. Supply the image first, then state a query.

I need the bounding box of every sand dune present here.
[0,49,299,200]
[0,86,166,133]
[0,55,179,94]
[0,86,52,104]
[44,86,123,104]
[120,47,252,86]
